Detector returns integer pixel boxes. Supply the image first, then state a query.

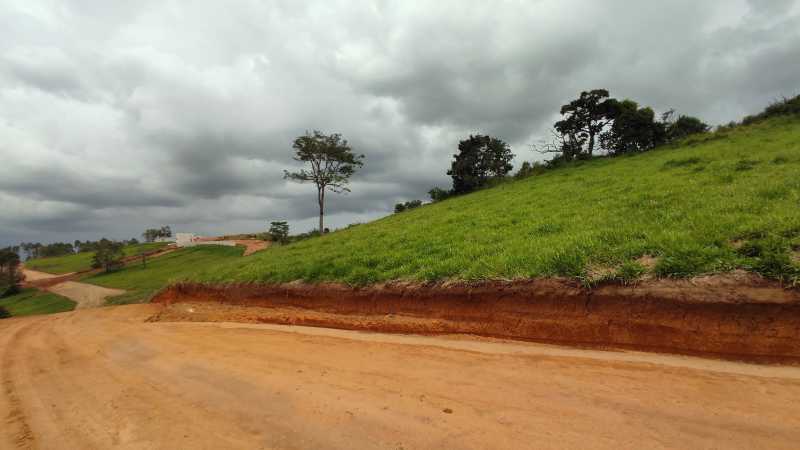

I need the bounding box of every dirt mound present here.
[151,275,800,362]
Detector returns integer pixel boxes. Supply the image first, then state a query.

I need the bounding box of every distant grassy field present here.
[194,116,800,286]
[0,288,76,317]
[82,245,244,304]
[25,242,168,274]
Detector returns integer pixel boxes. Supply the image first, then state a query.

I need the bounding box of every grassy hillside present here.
[82,245,244,304]
[194,116,800,286]
[25,242,168,274]
[0,288,76,317]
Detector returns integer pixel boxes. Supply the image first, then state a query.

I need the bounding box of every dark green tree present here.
[428,187,452,202]
[447,135,514,194]
[269,221,290,245]
[555,89,616,156]
[601,99,666,154]
[91,239,124,273]
[394,200,422,213]
[666,115,709,141]
[284,131,364,234]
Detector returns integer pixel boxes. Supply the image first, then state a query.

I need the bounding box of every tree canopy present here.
[447,135,514,194]
[284,131,364,234]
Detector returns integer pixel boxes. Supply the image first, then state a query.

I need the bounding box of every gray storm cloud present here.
[1,0,799,245]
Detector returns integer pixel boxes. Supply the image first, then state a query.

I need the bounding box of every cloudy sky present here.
[1,0,799,246]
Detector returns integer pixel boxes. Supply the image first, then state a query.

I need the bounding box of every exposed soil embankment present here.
[151,274,800,362]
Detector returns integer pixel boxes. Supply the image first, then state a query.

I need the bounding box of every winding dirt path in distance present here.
[21,269,124,309]
[2,305,800,449]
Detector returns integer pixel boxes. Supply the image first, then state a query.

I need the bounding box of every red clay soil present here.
[232,239,270,256]
[151,272,800,363]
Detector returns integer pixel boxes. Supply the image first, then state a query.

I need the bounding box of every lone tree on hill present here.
[284,131,364,234]
[91,239,124,273]
[448,135,514,194]
[269,221,290,245]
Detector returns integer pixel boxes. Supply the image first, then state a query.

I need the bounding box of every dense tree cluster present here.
[428,89,713,202]
[19,242,74,259]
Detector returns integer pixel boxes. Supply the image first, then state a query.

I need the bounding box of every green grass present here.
[0,288,76,317]
[25,242,168,274]
[190,116,800,286]
[81,245,244,305]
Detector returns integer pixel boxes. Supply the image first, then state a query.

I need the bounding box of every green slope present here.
[0,288,76,317]
[194,116,800,286]
[81,245,244,304]
[25,242,168,274]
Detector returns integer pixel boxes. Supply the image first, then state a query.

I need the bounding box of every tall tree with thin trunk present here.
[284,131,364,234]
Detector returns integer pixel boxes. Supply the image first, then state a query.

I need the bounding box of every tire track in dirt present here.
[1,319,42,449]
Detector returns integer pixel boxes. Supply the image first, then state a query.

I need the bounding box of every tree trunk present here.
[587,132,595,156]
[318,188,325,234]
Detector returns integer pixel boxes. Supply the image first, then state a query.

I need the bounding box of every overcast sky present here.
[1,0,799,246]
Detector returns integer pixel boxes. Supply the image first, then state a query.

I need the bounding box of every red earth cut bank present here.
[151,274,800,362]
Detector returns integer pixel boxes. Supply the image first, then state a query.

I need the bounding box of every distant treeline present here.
[17,238,141,260]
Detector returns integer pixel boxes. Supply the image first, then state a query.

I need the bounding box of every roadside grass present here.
[192,116,800,286]
[25,242,168,274]
[81,245,244,305]
[0,288,76,317]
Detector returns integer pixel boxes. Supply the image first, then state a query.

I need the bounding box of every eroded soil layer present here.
[151,276,800,362]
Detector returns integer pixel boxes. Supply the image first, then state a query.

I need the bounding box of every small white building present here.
[175,233,197,247]
[174,233,237,249]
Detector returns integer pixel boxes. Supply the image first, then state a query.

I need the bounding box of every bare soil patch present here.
[47,281,125,309]
[2,305,800,449]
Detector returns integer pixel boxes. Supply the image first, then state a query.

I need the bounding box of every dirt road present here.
[2,305,800,449]
[21,269,125,309]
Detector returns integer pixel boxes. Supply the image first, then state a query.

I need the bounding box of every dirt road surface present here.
[21,269,125,309]
[2,305,800,450]
[20,269,71,282]
[46,281,125,309]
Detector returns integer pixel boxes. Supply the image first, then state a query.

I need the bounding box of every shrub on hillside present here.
[742,94,800,125]
[428,186,453,202]
[0,306,10,319]
[514,161,548,179]
[394,200,423,213]
[667,115,710,141]
[0,247,23,297]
